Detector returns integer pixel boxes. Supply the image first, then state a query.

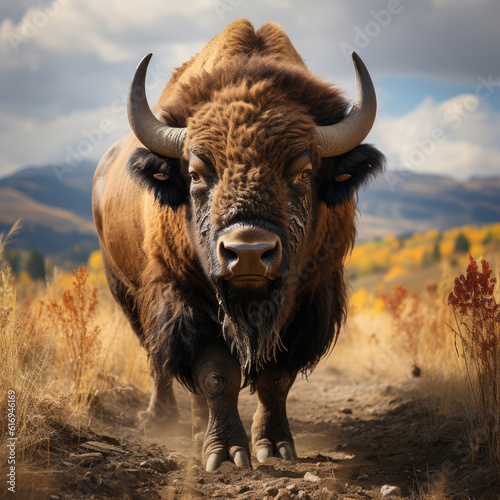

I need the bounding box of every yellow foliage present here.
[439,239,455,258]
[425,228,440,240]
[445,227,464,240]
[349,243,392,277]
[390,245,426,267]
[383,265,408,282]
[385,235,401,249]
[469,243,483,258]
[19,270,32,286]
[491,224,500,239]
[467,226,489,244]
[88,250,102,272]
[86,250,108,288]
[412,229,439,245]
[347,222,500,282]
[372,297,385,313]
[350,287,370,311]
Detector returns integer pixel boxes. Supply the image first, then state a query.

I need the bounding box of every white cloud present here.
[370,93,500,180]
[0,105,130,178]
[0,0,214,63]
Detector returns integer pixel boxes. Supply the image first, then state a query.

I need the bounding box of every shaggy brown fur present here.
[93,19,384,390]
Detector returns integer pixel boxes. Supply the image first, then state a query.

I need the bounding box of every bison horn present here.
[316,52,377,158]
[127,53,186,158]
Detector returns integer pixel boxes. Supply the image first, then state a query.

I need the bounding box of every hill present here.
[0,161,98,258]
[0,161,95,219]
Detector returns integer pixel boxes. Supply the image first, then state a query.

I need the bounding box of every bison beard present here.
[214,278,286,372]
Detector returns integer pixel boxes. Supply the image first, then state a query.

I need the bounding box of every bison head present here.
[126,53,384,370]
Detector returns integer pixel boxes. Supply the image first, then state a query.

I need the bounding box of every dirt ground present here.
[13,365,500,500]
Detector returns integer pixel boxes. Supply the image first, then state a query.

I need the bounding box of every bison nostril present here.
[219,242,238,265]
[261,244,278,264]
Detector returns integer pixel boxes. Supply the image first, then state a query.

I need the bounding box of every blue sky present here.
[378,77,500,117]
[0,0,499,180]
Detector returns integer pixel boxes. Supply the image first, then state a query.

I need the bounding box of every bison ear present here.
[127,148,188,208]
[317,144,385,208]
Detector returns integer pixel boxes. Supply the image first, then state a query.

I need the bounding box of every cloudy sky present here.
[1,0,499,181]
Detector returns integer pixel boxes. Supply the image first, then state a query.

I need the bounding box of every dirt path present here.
[15,366,500,499]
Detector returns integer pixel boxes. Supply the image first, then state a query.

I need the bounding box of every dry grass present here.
[333,280,459,385]
[334,253,500,482]
[0,229,150,483]
[0,224,65,473]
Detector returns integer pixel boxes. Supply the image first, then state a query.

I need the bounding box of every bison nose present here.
[217,226,282,281]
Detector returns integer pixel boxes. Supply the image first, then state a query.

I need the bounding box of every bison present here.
[92,19,384,471]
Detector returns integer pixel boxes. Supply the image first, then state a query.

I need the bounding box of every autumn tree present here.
[26,250,45,281]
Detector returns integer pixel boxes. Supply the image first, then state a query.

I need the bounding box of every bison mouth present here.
[214,275,286,371]
[226,274,273,288]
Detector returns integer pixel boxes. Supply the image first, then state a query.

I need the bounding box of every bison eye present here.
[189,171,201,183]
[298,169,312,181]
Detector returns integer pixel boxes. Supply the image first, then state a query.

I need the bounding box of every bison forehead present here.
[211,164,290,228]
[186,91,316,172]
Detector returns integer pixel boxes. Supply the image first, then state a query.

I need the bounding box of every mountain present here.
[0,161,95,219]
[1,162,500,260]
[0,161,98,256]
[356,172,500,240]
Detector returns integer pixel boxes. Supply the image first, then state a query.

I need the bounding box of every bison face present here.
[179,103,321,367]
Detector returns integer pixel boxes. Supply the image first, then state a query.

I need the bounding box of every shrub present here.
[380,284,423,368]
[48,265,101,400]
[448,254,500,467]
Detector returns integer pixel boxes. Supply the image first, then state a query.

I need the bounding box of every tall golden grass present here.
[0,223,64,472]
[0,231,150,484]
[334,280,459,384]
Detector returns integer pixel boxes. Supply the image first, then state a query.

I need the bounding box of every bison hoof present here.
[205,446,251,472]
[203,420,251,471]
[254,439,297,463]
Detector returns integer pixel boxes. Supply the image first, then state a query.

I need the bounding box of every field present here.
[1,222,500,499]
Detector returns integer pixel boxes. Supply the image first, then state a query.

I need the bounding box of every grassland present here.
[1,221,499,498]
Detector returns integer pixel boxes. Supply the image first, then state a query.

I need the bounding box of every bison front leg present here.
[193,343,250,471]
[252,364,297,462]
[191,392,209,441]
[139,372,179,430]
